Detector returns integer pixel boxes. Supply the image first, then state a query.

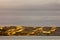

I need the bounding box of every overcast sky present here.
[0,0,60,26]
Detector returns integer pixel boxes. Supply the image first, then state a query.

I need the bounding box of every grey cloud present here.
[0,0,60,26]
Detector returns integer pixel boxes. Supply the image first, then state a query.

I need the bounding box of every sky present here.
[0,0,60,26]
